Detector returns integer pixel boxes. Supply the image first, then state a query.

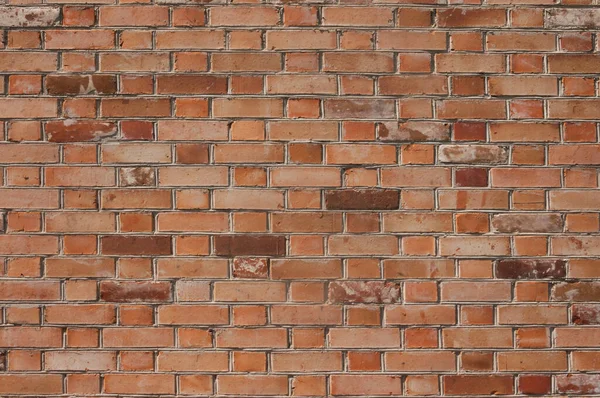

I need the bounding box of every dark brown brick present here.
[495,259,566,279]
[100,281,171,302]
[492,213,563,233]
[214,235,286,257]
[101,236,172,255]
[328,281,401,304]
[45,120,117,142]
[176,144,209,164]
[46,75,117,95]
[552,282,600,302]
[157,75,227,94]
[572,304,600,325]
[455,168,488,187]
[0,351,5,371]
[325,189,400,210]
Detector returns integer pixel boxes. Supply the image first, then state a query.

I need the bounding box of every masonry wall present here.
[0,1,598,396]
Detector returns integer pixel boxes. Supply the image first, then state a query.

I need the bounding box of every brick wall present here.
[0,0,598,396]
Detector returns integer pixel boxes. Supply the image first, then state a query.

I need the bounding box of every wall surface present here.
[0,0,598,396]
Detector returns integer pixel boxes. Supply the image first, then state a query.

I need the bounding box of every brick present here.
[328,281,400,304]
[46,30,114,49]
[0,327,62,347]
[325,189,399,210]
[99,6,168,26]
[46,121,117,142]
[436,54,505,73]
[557,374,600,394]
[324,52,394,73]
[377,31,446,50]
[271,305,342,325]
[572,304,600,325]
[214,235,285,256]
[266,30,336,50]
[103,327,173,347]
[101,236,172,255]
[100,281,171,302]
[159,305,229,325]
[385,351,456,371]
[46,75,116,95]
[158,120,228,141]
[158,351,228,371]
[157,75,227,94]
[547,9,600,28]
[331,375,402,396]
[329,328,400,348]
[378,121,450,142]
[45,305,115,325]
[0,375,63,394]
[102,98,171,117]
[498,304,567,325]
[444,375,513,395]
[46,351,116,371]
[0,7,60,27]
[272,352,342,371]
[496,259,566,279]
[216,328,287,348]
[491,213,563,233]
[217,375,288,396]
[385,305,456,325]
[104,374,174,395]
[383,213,452,232]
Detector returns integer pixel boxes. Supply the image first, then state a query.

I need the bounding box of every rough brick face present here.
[0,0,596,396]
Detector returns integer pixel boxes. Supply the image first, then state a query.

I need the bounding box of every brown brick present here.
[45,120,117,142]
[101,236,172,255]
[214,235,286,256]
[46,75,117,95]
[100,281,172,302]
[325,189,399,210]
[495,259,566,279]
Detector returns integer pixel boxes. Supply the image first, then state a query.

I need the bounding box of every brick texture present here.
[0,0,597,397]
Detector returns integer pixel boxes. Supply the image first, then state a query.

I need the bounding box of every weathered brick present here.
[572,304,600,325]
[495,259,566,279]
[100,281,171,302]
[547,9,600,28]
[557,374,600,394]
[438,145,508,164]
[46,75,117,95]
[46,121,117,142]
[0,7,60,27]
[552,282,600,302]
[378,122,451,142]
[328,281,401,304]
[491,213,563,233]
